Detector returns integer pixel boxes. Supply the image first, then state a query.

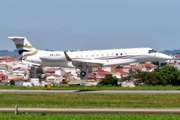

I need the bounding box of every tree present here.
[135,72,161,86]
[151,61,159,66]
[98,74,118,86]
[36,68,44,82]
[93,73,97,76]
[135,66,180,86]
[152,61,167,66]
[36,68,44,75]
[129,68,136,80]
[154,65,180,86]
[37,74,42,82]
[116,65,123,69]
[10,80,15,85]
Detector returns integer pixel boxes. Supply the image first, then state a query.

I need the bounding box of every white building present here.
[46,74,63,84]
[30,78,40,86]
[15,82,32,87]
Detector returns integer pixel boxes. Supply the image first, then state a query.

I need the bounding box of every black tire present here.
[80,71,86,76]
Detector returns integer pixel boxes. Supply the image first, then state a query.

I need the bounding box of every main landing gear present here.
[80,71,86,76]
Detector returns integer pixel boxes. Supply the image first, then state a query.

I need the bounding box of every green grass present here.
[0,113,180,120]
[1,85,180,90]
[1,93,180,108]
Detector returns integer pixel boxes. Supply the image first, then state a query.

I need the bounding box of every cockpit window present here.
[149,49,157,54]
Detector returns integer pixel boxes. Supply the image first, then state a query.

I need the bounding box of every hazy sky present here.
[1,0,180,52]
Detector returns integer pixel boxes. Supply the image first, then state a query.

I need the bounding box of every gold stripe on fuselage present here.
[64,51,72,61]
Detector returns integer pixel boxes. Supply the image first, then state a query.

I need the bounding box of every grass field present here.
[1,85,180,90]
[0,113,180,120]
[1,93,180,108]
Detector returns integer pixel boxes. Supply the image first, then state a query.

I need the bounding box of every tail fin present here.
[8,37,39,60]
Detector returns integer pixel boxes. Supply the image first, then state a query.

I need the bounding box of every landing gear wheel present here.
[80,71,86,76]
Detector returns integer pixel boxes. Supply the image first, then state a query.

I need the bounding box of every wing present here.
[71,59,105,68]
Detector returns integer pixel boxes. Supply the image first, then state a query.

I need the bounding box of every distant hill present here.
[0,49,179,56]
[0,49,53,56]
[0,50,19,56]
[161,49,180,55]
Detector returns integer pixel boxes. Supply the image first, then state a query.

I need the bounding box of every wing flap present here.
[72,59,105,67]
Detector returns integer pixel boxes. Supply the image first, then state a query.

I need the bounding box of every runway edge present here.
[1,108,180,114]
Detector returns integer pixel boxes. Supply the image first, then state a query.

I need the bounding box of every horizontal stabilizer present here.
[8,37,26,40]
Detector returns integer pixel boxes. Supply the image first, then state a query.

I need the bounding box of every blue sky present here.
[0,0,180,51]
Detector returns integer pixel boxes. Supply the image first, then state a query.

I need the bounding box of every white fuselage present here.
[8,36,172,78]
[24,47,172,68]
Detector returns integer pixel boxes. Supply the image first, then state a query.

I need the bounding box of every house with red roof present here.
[11,78,27,82]
[144,63,152,68]
[0,74,8,83]
[87,76,96,81]
[6,58,15,62]
[96,71,109,80]
[65,73,77,82]
[46,74,62,84]
[45,70,55,74]
[130,65,138,70]
[111,68,128,78]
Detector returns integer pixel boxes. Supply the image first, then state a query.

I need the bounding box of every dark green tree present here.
[10,80,15,85]
[116,65,123,69]
[93,73,97,76]
[36,68,44,74]
[135,72,161,86]
[98,73,118,86]
[154,65,180,86]
[37,74,42,82]
[36,68,44,82]
[152,62,167,66]
[135,66,180,86]
[129,68,135,80]
[152,61,159,66]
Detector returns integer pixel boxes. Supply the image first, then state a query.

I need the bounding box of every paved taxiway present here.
[0,90,180,94]
[1,108,180,114]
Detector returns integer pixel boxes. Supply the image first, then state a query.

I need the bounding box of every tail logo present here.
[22,49,39,60]
[8,37,39,60]
[16,44,33,49]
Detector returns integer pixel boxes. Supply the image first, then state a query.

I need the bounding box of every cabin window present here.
[76,55,78,58]
[116,53,118,56]
[102,54,104,57]
[86,55,88,58]
[91,55,94,57]
[96,54,99,57]
[120,53,122,55]
[81,55,83,58]
[112,53,114,56]
[107,54,109,56]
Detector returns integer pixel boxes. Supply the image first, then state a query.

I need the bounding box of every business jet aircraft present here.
[8,37,172,78]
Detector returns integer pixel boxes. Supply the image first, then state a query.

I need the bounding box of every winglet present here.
[64,51,72,61]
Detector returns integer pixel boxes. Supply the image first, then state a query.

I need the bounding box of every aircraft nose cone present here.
[159,53,172,60]
[167,55,173,60]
